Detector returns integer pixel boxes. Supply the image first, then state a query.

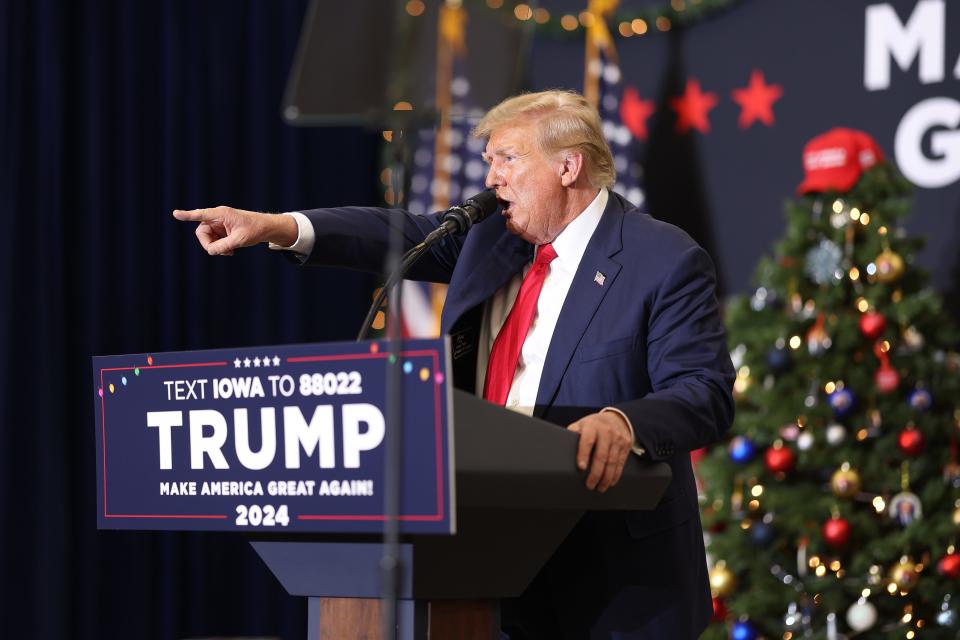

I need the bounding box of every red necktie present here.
[483,243,558,405]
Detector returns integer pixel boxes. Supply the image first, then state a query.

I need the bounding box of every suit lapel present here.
[440,227,532,335]
[534,197,625,416]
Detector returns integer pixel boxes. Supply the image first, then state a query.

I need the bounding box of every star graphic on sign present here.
[233,358,241,368]
[731,69,783,129]
[272,356,280,366]
[620,86,656,141]
[253,357,261,367]
[669,78,718,134]
[263,355,271,366]
[243,357,251,368]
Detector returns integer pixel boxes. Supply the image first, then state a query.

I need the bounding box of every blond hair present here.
[472,90,616,189]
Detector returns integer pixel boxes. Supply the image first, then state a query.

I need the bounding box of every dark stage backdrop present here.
[4,0,960,638]
[0,1,382,638]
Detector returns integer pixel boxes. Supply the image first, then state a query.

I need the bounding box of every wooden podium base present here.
[311,597,499,640]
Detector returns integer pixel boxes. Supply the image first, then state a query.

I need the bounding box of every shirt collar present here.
[540,187,607,271]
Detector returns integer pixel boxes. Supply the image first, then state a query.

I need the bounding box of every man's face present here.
[482,122,566,245]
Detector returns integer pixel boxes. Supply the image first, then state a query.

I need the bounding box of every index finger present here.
[172,207,216,222]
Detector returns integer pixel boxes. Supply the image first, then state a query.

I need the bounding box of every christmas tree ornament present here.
[938,552,960,579]
[874,342,899,394]
[767,344,792,374]
[845,598,877,632]
[874,361,899,394]
[954,504,960,526]
[826,423,846,445]
[765,440,796,474]
[805,238,844,285]
[730,619,759,640]
[780,422,800,441]
[858,310,887,340]
[907,386,932,411]
[711,597,727,622]
[749,520,776,548]
[937,594,957,627]
[822,514,851,548]
[750,287,777,312]
[782,601,801,630]
[730,343,747,369]
[889,462,923,526]
[828,387,855,417]
[900,324,925,352]
[708,561,736,597]
[806,313,832,355]
[831,463,861,498]
[897,424,925,456]
[875,247,905,283]
[829,199,849,229]
[797,430,814,450]
[888,556,919,592]
[729,436,757,464]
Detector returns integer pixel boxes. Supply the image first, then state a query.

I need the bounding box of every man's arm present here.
[172,206,298,256]
[615,244,736,459]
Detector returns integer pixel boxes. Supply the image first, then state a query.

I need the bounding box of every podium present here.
[92,340,671,640]
[251,389,671,640]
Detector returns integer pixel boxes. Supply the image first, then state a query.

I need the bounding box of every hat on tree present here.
[797,128,885,194]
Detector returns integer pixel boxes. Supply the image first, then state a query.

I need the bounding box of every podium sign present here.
[92,339,454,534]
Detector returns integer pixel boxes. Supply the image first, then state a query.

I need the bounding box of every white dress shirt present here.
[269,188,642,453]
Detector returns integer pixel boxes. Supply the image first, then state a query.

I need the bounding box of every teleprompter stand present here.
[251,390,672,640]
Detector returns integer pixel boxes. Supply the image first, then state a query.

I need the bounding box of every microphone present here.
[424,189,499,244]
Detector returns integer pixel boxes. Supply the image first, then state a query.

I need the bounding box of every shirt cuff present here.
[600,407,645,457]
[267,211,315,258]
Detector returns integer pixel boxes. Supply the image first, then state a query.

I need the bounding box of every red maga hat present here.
[797,128,884,195]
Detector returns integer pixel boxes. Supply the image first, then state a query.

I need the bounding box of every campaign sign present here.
[92,338,454,534]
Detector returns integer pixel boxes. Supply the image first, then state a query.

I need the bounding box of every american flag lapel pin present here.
[593,271,606,286]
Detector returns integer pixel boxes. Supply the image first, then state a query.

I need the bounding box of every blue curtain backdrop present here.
[1,0,382,637]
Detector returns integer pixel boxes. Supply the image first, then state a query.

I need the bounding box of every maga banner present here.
[92,339,454,534]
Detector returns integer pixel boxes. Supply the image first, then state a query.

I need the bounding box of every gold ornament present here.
[875,248,905,283]
[953,506,960,526]
[709,561,737,597]
[888,557,919,592]
[831,463,862,498]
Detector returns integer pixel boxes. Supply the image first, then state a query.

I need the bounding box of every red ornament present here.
[938,553,960,579]
[765,441,796,474]
[822,516,851,548]
[859,311,887,340]
[897,426,926,457]
[711,597,728,622]
[875,361,900,394]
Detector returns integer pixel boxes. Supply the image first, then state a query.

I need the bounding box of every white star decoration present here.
[236,355,280,368]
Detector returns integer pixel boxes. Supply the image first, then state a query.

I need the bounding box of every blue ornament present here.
[766,346,792,374]
[908,388,932,412]
[828,388,855,417]
[729,436,757,464]
[749,521,776,548]
[731,619,759,640]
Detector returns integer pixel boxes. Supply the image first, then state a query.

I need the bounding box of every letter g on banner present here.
[895,97,960,188]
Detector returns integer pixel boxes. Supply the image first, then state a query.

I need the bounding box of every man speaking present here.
[174,90,734,639]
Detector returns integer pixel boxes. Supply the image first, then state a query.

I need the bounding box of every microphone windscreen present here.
[464,189,499,222]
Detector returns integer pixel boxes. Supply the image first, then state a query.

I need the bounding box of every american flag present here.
[397,70,486,338]
[593,50,647,210]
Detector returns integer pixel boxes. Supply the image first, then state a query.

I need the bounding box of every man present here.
[174,90,734,639]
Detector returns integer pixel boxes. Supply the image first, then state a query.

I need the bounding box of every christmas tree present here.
[697,129,960,640]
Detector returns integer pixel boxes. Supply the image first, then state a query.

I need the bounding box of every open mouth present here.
[497,197,512,215]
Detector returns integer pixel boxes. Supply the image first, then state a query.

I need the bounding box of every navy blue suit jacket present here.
[300,192,735,639]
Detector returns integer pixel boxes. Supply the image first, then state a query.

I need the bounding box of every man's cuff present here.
[601,407,645,456]
[267,211,314,258]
